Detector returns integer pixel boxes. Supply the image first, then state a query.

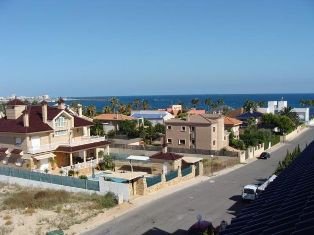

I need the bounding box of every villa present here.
[93,113,135,133]
[130,110,174,125]
[0,98,110,171]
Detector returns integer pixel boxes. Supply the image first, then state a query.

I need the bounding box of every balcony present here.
[27,136,108,154]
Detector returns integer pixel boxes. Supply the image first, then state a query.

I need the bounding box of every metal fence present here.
[0,166,100,191]
[146,175,162,187]
[165,170,178,182]
[181,166,192,177]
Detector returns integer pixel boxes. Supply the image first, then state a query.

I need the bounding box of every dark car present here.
[259,152,270,159]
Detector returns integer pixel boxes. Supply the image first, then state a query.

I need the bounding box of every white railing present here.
[61,159,99,172]
[27,136,107,154]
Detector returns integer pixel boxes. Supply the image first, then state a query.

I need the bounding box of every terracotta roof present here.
[93,113,134,121]
[0,105,93,133]
[0,148,8,153]
[226,108,244,118]
[7,99,26,106]
[224,116,243,126]
[11,149,23,155]
[166,114,220,125]
[187,109,206,115]
[55,140,110,153]
[150,152,183,161]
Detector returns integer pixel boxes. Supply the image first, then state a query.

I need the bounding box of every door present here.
[31,136,41,150]
[163,162,170,174]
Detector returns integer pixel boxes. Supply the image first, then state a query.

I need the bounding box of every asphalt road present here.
[86,127,314,235]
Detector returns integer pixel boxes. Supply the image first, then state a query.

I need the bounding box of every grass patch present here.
[1,188,117,211]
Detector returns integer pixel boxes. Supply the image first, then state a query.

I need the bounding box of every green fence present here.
[165,170,178,182]
[0,166,100,191]
[146,175,161,187]
[181,166,192,177]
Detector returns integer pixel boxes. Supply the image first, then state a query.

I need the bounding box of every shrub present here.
[90,192,118,209]
[68,170,74,177]
[79,175,88,180]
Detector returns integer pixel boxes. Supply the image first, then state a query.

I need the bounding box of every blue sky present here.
[0,0,314,97]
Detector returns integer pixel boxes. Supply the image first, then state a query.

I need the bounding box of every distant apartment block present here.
[257,100,310,122]
[165,114,229,151]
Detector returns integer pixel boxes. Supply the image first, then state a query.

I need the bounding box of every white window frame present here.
[55,130,68,136]
[181,126,186,132]
[178,139,186,145]
[167,125,172,130]
[213,140,216,146]
[167,138,172,144]
[55,116,67,128]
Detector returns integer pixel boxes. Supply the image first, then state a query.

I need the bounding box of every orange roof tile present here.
[224,116,243,126]
[93,113,134,121]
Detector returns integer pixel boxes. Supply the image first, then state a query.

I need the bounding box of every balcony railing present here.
[27,136,107,154]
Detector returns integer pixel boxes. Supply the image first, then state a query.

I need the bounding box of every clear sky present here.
[1,0,314,97]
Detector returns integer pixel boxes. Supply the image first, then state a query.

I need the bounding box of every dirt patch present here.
[0,183,117,234]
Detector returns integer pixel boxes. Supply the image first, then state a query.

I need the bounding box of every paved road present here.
[86,127,314,235]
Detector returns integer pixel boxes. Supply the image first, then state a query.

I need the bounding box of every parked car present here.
[259,152,270,159]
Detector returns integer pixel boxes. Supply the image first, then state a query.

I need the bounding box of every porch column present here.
[106,145,110,155]
[96,149,99,164]
[70,153,73,166]
[83,150,87,167]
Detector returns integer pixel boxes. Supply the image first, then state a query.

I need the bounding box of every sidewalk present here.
[68,126,310,234]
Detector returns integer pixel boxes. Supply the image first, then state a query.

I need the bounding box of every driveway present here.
[85,127,314,235]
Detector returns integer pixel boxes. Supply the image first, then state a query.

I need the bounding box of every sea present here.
[64,93,314,116]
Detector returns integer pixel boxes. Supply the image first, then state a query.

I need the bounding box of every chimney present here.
[57,97,65,109]
[41,100,48,123]
[77,104,82,117]
[23,108,29,127]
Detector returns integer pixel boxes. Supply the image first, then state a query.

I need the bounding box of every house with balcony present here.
[165,114,229,152]
[0,98,110,171]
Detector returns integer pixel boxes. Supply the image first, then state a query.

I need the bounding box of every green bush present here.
[79,175,88,180]
[90,192,118,209]
[68,170,74,177]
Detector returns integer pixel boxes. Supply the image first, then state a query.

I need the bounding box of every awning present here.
[0,148,9,155]
[182,156,203,164]
[55,140,110,153]
[104,171,147,181]
[33,152,55,160]
[127,155,150,161]
[10,149,23,155]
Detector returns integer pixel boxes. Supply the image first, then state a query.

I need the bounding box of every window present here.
[178,139,186,145]
[55,130,67,136]
[181,126,186,131]
[192,139,195,144]
[213,140,216,146]
[55,116,66,128]
[167,138,172,144]
[167,125,172,130]
[15,137,22,146]
[191,126,195,131]
[213,127,216,132]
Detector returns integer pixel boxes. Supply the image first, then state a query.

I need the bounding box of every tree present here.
[191,98,200,108]
[103,106,112,114]
[142,100,149,110]
[243,100,258,112]
[90,121,105,136]
[276,115,295,134]
[154,123,165,134]
[132,98,141,110]
[109,97,120,113]
[84,105,97,117]
[280,106,299,125]
[204,98,212,112]
[216,98,224,106]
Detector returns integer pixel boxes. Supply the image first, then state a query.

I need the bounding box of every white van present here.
[242,184,258,201]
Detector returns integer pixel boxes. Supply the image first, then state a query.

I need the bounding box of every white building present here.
[131,110,174,126]
[257,101,310,122]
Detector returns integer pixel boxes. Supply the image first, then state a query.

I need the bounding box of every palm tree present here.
[142,100,149,110]
[103,106,112,114]
[216,98,224,106]
[280,106,299,125]
[204,98,212,112]
[191,98,200,108]
[85,105,96,117]
[109,97,120,113]
[133,98,141,110]
[243,100,258,112]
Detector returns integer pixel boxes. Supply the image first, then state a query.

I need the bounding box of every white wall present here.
[99,177,130,201]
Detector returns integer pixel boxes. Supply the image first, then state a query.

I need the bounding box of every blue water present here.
[64,93,314,116]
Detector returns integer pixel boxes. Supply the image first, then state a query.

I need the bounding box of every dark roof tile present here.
[150,152,183,161]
